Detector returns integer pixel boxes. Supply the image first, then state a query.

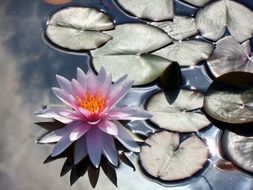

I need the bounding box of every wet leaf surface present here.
[182,0,210,7]
[146,90,210,132]
[196,0,253,42]
[92,23,172,56]
[43,0,71,5]
[46,7,114,50]
[93,54,172,85]
[153,40,213,66]
[139,131,209,181]
[207,36,253,77]
[115,0,174,21]
[150,16,198,41]
[222,130,253,173]
[204,72,253,125]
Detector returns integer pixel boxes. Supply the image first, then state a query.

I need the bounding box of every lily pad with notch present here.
[203,72,253,129]
[91,23,173,85]
[146,89,210,132]
[207,36,253,78]
[153,40,213,66]
[45,7,114,51]
[115,0,174,21]
[196,0,253,42]
[139,131,209,181]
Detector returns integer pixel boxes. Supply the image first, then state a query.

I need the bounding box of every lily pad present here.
[91,23,172,56]
[46,7,114,50]
[43,0,71,5]
[140,131,209,181]
[150,16,198,41]
[146,90,210,132]
[115,0,174,21]
[204,72,253,124]
[196,0,253,42]
[92,54,172,85]
[91,23,172,85]
[153,40,213,66]
[207,36,253,77]
[182,0,210,7]
[222,130,253,173]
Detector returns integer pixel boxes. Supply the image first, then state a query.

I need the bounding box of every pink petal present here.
[97,67,107,83]
[97,120,118,135]
[34,107,75,124]
[52,87,76,109]
[113,75,128,86]
[37,122,77,143]
[78,108,91,119]
[86,71,99,94]
[108,80,133,107]
[74,135,88,165]
[56,75,72,94]
[51,135,73,157]
[77,67,87,85]
[71,79,86,98]
[87,128,103,168]
[102,133,118,166]
[69,122,91,141]
[37,131,63,144]
[106,106,152,120]
[113,121,140,152]
[99,73,112,98]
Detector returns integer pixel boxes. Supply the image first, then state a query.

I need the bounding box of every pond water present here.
[0,0,252,190]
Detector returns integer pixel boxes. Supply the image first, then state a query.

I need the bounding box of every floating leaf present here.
[150,16,198,41]
[222,130,253,173]
[146,90,210,132]
[93,54,172,85]
[43,0,71,5]
[91,23,172,85]
[115,0,174,21]
[46,7,114,50]
[153,40,213,66]
[196,0,253,42]
[92,23,172,56]
[140,131,208,181]
[204,72,253,124]
[182,0,210,7]
[207,36,253,77]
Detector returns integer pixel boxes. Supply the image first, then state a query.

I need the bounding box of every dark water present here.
[0,0,253,190]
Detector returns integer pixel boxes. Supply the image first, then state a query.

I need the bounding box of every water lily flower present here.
[35,67,152,168]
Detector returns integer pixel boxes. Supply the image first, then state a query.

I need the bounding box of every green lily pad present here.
[222,130,253,173]
[115,0,174,21]
[91,23,172,85]
[140,131,209,181]
[196,0,253,42]
[46,7,114,50]
[207,36,253,77]
[153,40,213,66]
[150,16,198,41]
[93,54,172,85]
[204,72,253,124]
[146,90,210,132]
[91,23,172,56]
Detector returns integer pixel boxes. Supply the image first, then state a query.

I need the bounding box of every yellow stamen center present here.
[77,92,105,113]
